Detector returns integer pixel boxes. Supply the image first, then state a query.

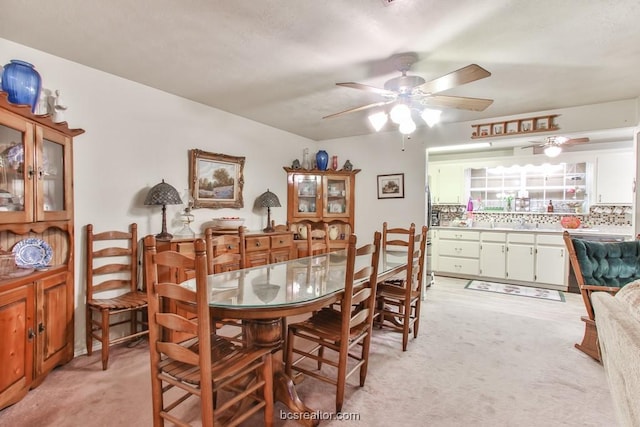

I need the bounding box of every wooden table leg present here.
[246,319,319,426]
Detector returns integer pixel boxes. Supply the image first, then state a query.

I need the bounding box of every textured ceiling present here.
[1,0,639,142]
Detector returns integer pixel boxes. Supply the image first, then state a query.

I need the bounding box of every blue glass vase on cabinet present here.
[316,150,329,171]
[1,60,42,113]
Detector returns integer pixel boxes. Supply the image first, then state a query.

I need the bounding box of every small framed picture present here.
[536,117,549,130]
[493,124,504,135]
[377,173,405,199]
[520,120,533,132]
[479,125,490,136]
[506,121,518,133]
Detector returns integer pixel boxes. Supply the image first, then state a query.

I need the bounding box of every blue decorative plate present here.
[12,238,52,269]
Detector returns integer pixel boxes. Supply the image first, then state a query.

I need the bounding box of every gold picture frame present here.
[188,149,245,208]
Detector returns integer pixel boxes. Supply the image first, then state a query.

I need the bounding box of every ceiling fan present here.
[521,136,590,157]
[323,53,494,131]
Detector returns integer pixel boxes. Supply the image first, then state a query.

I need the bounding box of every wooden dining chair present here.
[85,223,148,370]
[285,232,381,412]
[143,235,274,427]
[375,222,427,351]
[205,227,247,344]
[305,223,331,256]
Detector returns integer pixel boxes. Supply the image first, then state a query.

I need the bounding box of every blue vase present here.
[1,60,42,113]
[316,150,329,171]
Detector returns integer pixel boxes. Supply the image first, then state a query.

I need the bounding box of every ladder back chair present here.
[85,223,148,370]
[375,222,427,351]
[285,232,381,412]
[143,236,274,427]
[563,231,640,362]
[205,227,246,345]
[304,223,331,256]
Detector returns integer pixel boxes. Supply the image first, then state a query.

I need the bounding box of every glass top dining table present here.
[181,248,409,314]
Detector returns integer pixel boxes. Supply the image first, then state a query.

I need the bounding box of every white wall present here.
[319,132,428,242]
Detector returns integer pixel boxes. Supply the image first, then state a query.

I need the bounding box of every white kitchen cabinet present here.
[534,234,568,286]
[506,233,535,282]
[436,229,479,275]
[479,232,506,279]
[431,163,465,204]
[595,152,635,204]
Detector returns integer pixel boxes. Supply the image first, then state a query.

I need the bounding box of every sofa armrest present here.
[592,292,640,426]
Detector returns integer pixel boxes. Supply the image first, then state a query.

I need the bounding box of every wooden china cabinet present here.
[283,167,360,257]
[0,93,84,410]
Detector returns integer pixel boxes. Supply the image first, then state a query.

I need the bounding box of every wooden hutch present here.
[0,92,84,410]
[283,167,360,257]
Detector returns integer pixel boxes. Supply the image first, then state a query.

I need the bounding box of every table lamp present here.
[256,189,281,233]
[144,179,183,240]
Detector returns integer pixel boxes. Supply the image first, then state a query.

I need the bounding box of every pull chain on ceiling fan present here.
[324,53,494,135]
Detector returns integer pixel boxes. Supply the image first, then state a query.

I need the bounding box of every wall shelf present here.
[471,114,559,139]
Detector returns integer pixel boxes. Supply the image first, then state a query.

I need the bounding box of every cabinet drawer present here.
[438,230,480,240]
[245,236,270,252]
[270,234,293,249]
[481,232,506,242]
[213,240,241,255]
[176,242,195,255]
[439,240,480,258]
[536,234,564,245]
[438,256,479,275]
[507,233,535,244]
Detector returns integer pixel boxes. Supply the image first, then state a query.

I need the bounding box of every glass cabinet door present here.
[0,112,33,223]
[36,127,72,221]
[323,176,350,217]
[292,174,321,219]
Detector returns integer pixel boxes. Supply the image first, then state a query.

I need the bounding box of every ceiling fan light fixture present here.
[421,108,442,127]
[544,145,562,158]
[368,111,388,132]
[398,119,416,135]
[390,103,411,124]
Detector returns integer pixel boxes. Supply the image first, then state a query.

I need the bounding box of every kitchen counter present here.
[432,224,634,239]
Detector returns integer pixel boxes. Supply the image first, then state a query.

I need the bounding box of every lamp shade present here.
[145,179,182,240]
[256,189,281,232]
[256,189,281,208]
[144,179,183,206]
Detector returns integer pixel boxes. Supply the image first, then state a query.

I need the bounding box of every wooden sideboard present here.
[155,229,296,278]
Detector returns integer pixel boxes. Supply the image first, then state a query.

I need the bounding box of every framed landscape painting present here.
[189,149,245,208]
[377,173,404,199]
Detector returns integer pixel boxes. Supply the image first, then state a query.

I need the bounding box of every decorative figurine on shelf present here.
[52,89,67,123]
[291,159,301,169]
[343,160,353,171]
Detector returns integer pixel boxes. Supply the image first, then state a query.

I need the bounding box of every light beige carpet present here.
[0,277,616,426]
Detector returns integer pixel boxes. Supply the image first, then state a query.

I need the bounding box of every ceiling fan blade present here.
[563,137,590,145]
[416,64,491,95]
[336,82,397,97]
[420,95,493,111]
[520,143,544,149]
[322,100,394,119]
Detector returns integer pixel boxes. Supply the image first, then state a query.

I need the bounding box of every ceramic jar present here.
[1,60,42,113]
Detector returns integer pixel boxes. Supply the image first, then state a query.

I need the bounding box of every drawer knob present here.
[256,241,261,247]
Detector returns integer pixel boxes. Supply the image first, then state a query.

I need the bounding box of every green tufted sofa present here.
[563,231,640,362]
